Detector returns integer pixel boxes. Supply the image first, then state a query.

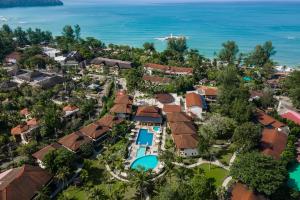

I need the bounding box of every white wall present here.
[179,148,199,157]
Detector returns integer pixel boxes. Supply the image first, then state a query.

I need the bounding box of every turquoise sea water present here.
[1,1,300,66]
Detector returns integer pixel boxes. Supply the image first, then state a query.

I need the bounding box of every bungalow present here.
[4,51,21,65]
[185,92,206,119]
[134,106,163,125]
[142,75,171,85]
[63,105,79,118]
[196,86,218,102]
[261,128,288,160]
[32,142,62,168]
[144,63,193,76]
[230,182,266,200]
[166,112,192,123]
[20,108,31,119]
[11,118,39,144]
[0,164,52,200]
[155,93,175,107]
[79,122,110,142]
[254,109,289,133]
[58,131,92,153]
[110,92,133,119]
[97,114,124,129]
[90,57,132,74]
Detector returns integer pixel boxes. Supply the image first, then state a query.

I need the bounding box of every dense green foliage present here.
[283,70,300,108]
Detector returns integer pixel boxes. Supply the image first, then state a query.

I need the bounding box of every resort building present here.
[90,57,132,74]
[162,104,182,114]
[4,51,21,65]
[97,114,124,129]
[79,122,110,142]
[58,131,92,153]
[155,93,175,108]
[185,92,206,119]
[0,165,53,200]
[32,142,62,168]
[110,91,133,119]
[254,109,289,133]
[134,106,163,126]
[11,118,40,144]
[166,112,198,157]
[20,108,31,120]
[63,105,80,118]
[196,85,218,102]
[144,63,193,76]
[280,109,300,126]
[142,75,171,85]
[261,128,288,160]
[230,182,266,200]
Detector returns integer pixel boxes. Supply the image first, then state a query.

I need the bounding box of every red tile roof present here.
[114,94,133,105]
[281,110,300,125]
[167,112,192,122]
[26,118,39,126]
[5,51,21,62]
[145,63,193,75]
[32,143,62,161]
[58,131,92,152]
[110,104,132,114]
[186,93,202,108]
[97,114,124,128]
[172,134,198,149]
[163,105,182,113]
[0,165,52,200]
[155,93,175,104]
[142,75,171,84]
[169,122,197,135]
[197,86,218,96]
[63,105,79,112]
[135,106,161,118]
[11,124,29,135]
[261,128,288,160]
[255,110,285,128]
[231,183,266,200]
[80,122,110,140]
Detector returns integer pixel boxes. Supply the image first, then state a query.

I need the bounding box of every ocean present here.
[0,1,300,66]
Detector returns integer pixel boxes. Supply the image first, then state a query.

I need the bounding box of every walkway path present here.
[222,176,232,189]
[172,158,229,170]
[105,164,130,182]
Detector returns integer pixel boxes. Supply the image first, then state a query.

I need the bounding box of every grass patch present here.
[197,163,229,186]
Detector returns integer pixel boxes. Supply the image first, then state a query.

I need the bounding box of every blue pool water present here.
[131,155,159,171]
[243,76,253,81]
[153,126,160,132]
[136,146,146,158]
[288,163,300,191]
[136,129,153,146]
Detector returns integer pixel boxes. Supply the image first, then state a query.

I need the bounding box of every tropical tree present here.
[131,169,151,200]
[218,40,239,65]
[55,166,71,189]
[88,187,108,200]
[230,152,287,196]
[283,70,300,108]
[35,186,51,200]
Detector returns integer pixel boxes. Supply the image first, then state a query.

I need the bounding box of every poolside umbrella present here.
[130,132,135,136]
[155,139,160,143]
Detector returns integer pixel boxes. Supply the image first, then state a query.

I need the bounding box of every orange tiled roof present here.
[186,92,202,108]
[11,124,29,135]
[20,108,30,116]
[142,75,171,84]
[167,112,192,122]
[255,110,285,128]
[80,122,110,139]
[197,86,218,96]
[114,94,133,105]
[136,106,161,118]
[163,105,182,113]
[63,105,79,112]
[26,118,39,126]
[145,63,193,74]
[97,114,124,129]
[110,104,132,114]
[58,131,92,152]
[172,134,198,149]
[231,183,266,200]
[0,165,52,200]
[169,122,197,135]
[32,143,62,161]
[261,128,288,160]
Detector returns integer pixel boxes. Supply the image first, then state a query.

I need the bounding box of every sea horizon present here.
[1,1,300,67]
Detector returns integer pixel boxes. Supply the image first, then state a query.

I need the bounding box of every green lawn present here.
[197,164,229,186]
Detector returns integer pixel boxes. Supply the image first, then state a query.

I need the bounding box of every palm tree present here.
[55,166,70,189]
[88,187,107,200]
[159,150,174,180]
[131,168,150,200]
[35,186,50,200]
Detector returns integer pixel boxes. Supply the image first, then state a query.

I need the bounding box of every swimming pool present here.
[136,146,146,158]
[136,129,153,146]
[153,126,161,132]
[130,155,159,171]
[288,163,300,191]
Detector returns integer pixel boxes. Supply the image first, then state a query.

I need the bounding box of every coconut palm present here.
[131,168,150,200]
[88,187,107,200]
[55,166,70,189]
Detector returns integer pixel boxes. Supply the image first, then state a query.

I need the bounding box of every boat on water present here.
[155,34,187,41]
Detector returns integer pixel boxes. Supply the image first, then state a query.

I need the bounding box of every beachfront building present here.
[134,106,163,126]
[166,112,198,157]
[185,92,206,119]
[110,91,133,119]
[196,85,218,102]
[32,142,62,168]
[90,57,132,75]
[11,118,40,144]
[0,165,53,200]
[144,63,193,76]
[58,131,92,153]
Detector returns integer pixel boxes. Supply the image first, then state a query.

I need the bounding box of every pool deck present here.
[125,124,163,172]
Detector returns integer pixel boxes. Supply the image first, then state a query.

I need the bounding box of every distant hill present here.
[0,0,63,8]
